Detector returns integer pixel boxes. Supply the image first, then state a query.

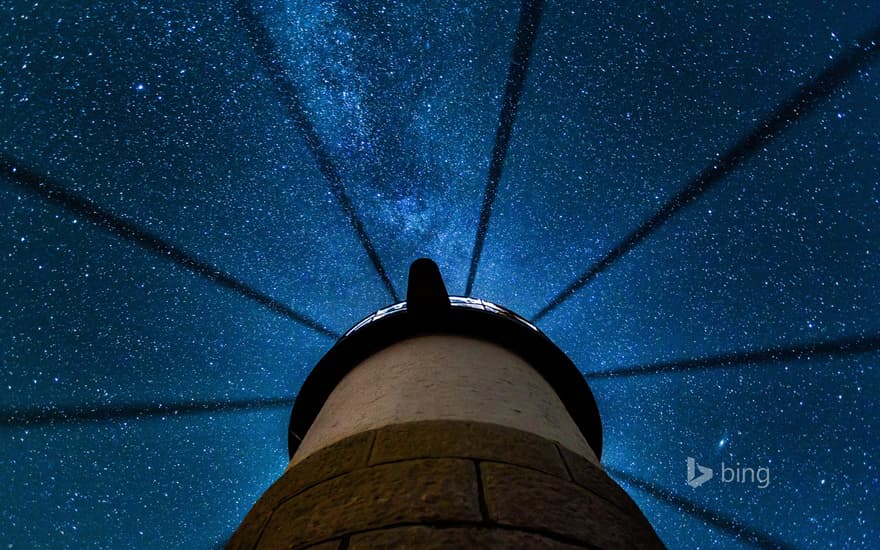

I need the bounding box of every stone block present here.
[228,430,375,550]
[257,459,481,549]
[370,420,568,479]
[481,462,664,549]
[349,525,587,549]
[556,444,643,516]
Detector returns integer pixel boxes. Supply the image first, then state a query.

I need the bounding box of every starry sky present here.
[1,1,878,548]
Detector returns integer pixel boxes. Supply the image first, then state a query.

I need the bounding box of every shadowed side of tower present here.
[229,259,665,549]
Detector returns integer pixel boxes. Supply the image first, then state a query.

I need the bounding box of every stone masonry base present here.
[229,420,665,549]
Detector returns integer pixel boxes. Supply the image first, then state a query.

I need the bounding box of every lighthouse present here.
[229,259,664,548]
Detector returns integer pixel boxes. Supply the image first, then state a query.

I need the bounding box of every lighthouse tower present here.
[229,259,664,549]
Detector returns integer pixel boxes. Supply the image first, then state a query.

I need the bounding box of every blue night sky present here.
[1,1,878,548]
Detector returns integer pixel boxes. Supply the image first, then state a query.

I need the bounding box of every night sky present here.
[1,1,878,548]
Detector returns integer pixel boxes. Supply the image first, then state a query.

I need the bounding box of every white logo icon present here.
[687,457,713,488]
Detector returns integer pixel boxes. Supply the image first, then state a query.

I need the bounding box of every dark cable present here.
[532,24,880,322]
[465,0,545,296]
[607,467,795,549]
[586,333,880,380]
[0,155,340,339]
[233,0,399,302]
[0,397,293,427]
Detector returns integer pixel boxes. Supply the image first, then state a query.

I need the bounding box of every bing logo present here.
[686,457,713,488]
[687,457,770,489]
